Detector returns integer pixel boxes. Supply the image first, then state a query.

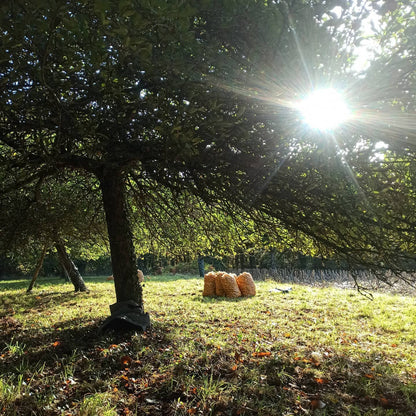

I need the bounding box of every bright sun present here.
[298,88,351,131]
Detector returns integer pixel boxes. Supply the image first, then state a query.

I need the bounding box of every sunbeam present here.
[297,88,351,131]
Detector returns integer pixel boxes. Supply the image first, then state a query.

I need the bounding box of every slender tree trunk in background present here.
[270,249,277,270]
[240,253,245,270]
[235,252,245,272]
[61,263,70,282]
[55,241,88,292]
[249,254,256,269]
[198,255,205,277]
[26,244,47,293]
[233,254,238,270]
[99,167,143,308]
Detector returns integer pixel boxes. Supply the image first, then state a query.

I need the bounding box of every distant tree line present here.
[3,249,404,281]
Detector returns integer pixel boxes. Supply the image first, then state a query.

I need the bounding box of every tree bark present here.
[27,244,47,293]
[60,263,70,282]
[270,249,277,270]
[98,167,143,308]
[55,241,88,292]
[198,255,205,277]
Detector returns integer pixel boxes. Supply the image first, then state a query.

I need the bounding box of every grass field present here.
[1,275,416,415]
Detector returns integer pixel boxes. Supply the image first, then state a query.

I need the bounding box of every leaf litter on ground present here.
[0,275,416,415]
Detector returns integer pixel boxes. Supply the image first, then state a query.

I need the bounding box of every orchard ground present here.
[1,274,416,415]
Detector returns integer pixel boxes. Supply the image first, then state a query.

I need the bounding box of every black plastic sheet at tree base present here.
[99,300,151,334]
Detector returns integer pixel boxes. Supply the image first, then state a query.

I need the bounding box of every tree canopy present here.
[2,0,416,320]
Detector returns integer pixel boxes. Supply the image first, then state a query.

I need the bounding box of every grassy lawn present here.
[1,275,416,415]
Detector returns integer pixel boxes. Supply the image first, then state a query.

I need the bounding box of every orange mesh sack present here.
[221,273,242,298]
[215,272,226,297]
[203,272,217,297]
[137,269,144,283]
[236,272,256,297]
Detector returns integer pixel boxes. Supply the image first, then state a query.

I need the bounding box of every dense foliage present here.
[1,0,416,306]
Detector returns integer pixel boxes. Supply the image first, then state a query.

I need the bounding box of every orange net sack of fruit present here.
[215,272,226,296]
[202,272,217,297]
[236,272,256,297]
[221,273,242,298]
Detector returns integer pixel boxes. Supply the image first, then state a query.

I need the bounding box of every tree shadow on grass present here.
[0,316,179,415]
[0,279,36,291]
[0,290,95,321]
[0,315,172,376]
[0,277,70,292]
[1,279,415,415]
[253,350,416,414]
[1,312,416,415]
[0,317,112,415]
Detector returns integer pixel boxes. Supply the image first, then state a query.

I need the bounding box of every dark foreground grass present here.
[1,275,416,415]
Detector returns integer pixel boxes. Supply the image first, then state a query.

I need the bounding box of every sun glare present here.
[298,88,351,131]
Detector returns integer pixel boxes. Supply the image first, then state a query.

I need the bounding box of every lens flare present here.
[298,88,351,131]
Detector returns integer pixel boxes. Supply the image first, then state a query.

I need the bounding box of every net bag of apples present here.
[219,273,241,298]
[202,271,217,297]
[236,272,256,296]
[203,271,256,298]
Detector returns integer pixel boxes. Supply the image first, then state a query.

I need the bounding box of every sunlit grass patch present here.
[79,392,117,416]
[0,275,415,415]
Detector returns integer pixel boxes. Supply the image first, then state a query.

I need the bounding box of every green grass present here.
[1,275,416,415]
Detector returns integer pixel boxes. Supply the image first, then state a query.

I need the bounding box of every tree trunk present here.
[60,263,70,282]
[249,254,256,269]
[27,244,47,293]
[270,249,277,270]
[198,255,205,277]
[98,167,143,308]
[55,241,88,292]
